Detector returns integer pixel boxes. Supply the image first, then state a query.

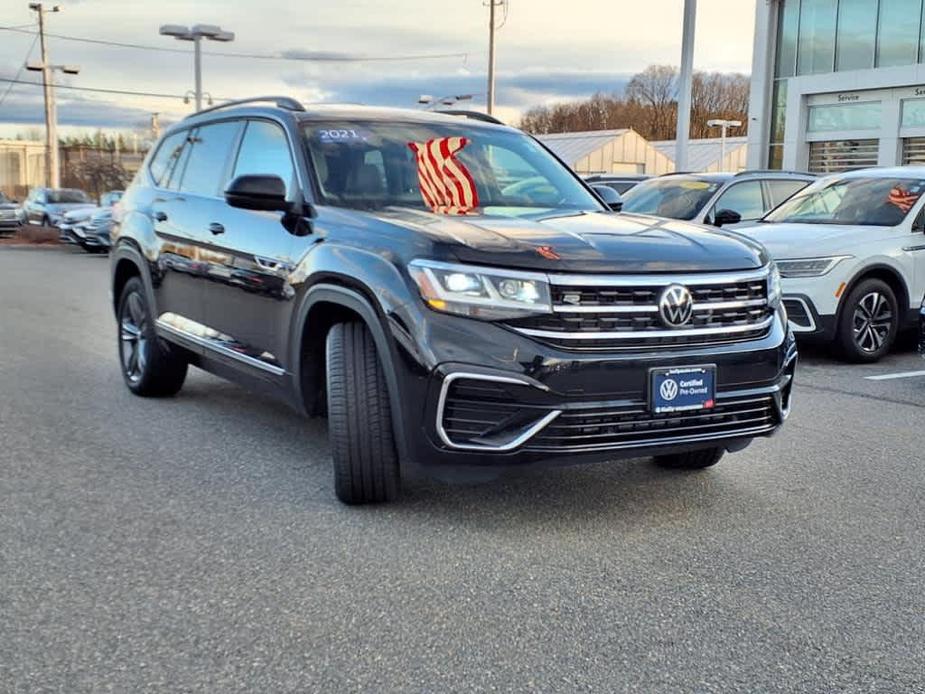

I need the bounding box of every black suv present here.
[110,97,796,504]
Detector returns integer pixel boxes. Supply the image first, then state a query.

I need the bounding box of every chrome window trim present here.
[436,372,561,451]
[546,266,770,287]
[511,315,774,341]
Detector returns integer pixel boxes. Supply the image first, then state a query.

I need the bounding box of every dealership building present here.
[749,0,925,173]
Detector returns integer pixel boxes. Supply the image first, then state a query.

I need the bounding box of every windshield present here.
[302,121,602,216]
[0,192,10,204]
[48,189,90,204]
[620,177,722,220]
[765,177,925,226]
[101,191,123,207]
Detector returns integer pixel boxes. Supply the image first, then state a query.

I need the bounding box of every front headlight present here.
[408,259,552,320]
[776,256,852,278]
[767,263,782,308]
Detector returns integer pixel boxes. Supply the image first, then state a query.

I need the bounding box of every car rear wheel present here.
[836,278,898,363]
[653,447,724,470]
[325,321,399,504]
[117,277,187,396]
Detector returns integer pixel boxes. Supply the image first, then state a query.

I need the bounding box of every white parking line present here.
[865,370,925,381]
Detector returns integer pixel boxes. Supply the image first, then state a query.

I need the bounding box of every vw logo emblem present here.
[659,378,679,401]
[658,284,694,328]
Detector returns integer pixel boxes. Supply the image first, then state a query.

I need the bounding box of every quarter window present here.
[177,121,242,197]
[232,121,295,195]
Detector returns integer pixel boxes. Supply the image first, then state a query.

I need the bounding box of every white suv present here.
[741,167,925,362]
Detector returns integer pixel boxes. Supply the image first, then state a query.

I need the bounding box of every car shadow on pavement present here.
[167,372,741,527]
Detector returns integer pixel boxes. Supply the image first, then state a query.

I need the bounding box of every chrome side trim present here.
[156,319,286,377]
[783,296,817,333]
[551,298,767,314]
[511,315,774,340]
[436,372,561,451]
[547,266,770,287]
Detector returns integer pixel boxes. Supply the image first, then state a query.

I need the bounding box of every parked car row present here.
[0,191,26,233]
[6,187,124,251]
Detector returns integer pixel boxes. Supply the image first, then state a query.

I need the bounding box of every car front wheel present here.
[325,321,400,504]
[836,278,898,363]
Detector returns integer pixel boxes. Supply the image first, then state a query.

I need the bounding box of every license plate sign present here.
[650,366,716,414]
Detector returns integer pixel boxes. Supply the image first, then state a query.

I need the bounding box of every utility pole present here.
[150,113,161,141]
[29,3,61,188]
[486,0,503,116]
[674,0,697,172]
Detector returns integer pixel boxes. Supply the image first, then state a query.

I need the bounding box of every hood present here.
[48,202,96,215]
[62,206,100,221]
[737,221,889,259]
[0,202,17,210]
[369,208,767,273]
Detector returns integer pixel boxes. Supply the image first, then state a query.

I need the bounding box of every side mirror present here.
[592,184,623,212]
[713,208,742,227]
[225,174,290,212]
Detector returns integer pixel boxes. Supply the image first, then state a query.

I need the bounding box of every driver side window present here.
[711,181,765,221]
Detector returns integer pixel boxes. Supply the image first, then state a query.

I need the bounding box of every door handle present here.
[153,211,168,222]
[208,222,225,235]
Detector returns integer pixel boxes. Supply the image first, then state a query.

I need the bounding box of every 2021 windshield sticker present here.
[407,137,480,215]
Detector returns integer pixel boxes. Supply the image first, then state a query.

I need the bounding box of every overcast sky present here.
[0,0,756,137]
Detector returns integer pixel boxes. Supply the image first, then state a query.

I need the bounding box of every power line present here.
[0,76,226,101]
[0,25,468,63]
[0,32,40,108]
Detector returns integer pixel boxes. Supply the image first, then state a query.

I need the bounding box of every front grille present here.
[526,395,777,453]
[506,269,773,351]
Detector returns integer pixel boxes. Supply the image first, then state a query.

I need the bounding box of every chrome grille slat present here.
[509,267,772,351]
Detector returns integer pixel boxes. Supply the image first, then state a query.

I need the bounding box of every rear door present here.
[198,118,298,375]
[151,121,242,334]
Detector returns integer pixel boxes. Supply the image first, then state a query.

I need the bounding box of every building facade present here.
[749,0,925,173]
[0,140,46,199]
[537,129,675,175]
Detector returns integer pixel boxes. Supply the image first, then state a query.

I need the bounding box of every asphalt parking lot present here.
[1,246,924,693]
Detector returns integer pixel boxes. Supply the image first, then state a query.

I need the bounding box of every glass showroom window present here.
[835,0,878,71]
[876,0,923,67]
[807,102,882,132]
[797,0,837,75]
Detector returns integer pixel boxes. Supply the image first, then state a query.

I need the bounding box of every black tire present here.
[653,447,724,470]
[117,277,187,396]
[835,278,898,363]
[325,321,399,504]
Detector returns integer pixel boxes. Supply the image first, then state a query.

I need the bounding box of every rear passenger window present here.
[232,121,295,195]
[149,131,188,188]
[766,179,810,208]
[178,121,242,197]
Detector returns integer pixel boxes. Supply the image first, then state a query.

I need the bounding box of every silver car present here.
[22,187,96,227]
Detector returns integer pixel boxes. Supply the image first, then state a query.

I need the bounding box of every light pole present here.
[486,0,505,116]
[28,3,76,188]
[707,118,743,168]
[675,0,697,172]
[417,94,474,110]
[159,24,234,112]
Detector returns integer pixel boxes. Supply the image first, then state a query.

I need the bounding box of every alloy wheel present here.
[851,291,893,354]
[120,291,149,383]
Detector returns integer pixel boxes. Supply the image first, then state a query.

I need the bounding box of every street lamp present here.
[706,118,743,169]
[418,94,475,110]
[159,23,235,112]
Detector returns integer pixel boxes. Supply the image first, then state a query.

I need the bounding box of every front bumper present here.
[394,307,797,469]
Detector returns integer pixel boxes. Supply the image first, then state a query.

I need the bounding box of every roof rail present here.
[185,96,305,119]
[734,168,816,177]
[438,109,505,125]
